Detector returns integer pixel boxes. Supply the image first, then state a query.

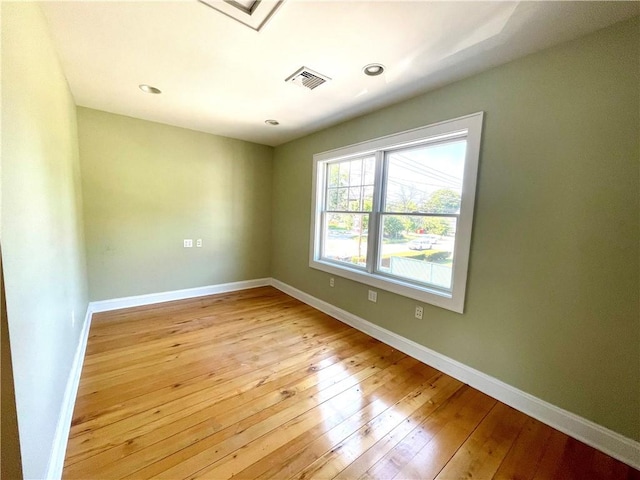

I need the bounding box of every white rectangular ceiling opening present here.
[199,0,285,32]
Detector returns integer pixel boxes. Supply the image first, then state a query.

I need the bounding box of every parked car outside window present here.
[408,238,434,250]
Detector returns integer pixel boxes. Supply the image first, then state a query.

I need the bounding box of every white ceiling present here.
[40,1,639,147]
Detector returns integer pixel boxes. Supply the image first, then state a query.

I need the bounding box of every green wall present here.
[271,18,640,441]
[77,108,273,301]
[1,3,89,478]
[2,5,637,477]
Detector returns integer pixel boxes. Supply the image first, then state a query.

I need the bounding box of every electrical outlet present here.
[196,239,203,247]
[415,305,424,320]
[184,239,193,248]
[368,290,377,303]
[329,277,334,287]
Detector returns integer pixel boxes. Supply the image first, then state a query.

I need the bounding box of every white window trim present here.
[309,112,484,313]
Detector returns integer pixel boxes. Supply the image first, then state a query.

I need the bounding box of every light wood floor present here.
[64,286,638,479]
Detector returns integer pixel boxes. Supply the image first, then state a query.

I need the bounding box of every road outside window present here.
[310,113,483,313]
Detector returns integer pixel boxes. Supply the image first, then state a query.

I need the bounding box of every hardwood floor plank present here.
[553,437,602,480]
[67,331,372,460]
[84,299,316,368]
[188,356,429,480]
[79,308,342,385]
[88,287,279,328]
[365,386,496,480]
[63,287,639,480]
[115,349,408,480]
[433,403,528,479]
[72,322,356,424]
[590,450,636,480]
[331,374,463,480]
[530,429,570,480]
[235,362,441,480]
[66,336,376,465]
[69,330,360,444]
[288,373,464,480]
[85,289,285,345]
[492,416,555,480]
[76,321,341,405]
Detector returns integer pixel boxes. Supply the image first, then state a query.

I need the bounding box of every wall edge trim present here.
[270,278,640,469]
[89,278,271,313]
[46,304,93,480]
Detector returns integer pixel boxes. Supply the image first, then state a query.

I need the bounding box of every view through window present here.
[310,113,483,312]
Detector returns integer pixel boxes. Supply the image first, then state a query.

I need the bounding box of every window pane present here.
[326,188,338,210]
[348,187,361,211]
[363,186,374,209]
[326,187,348,211]
[378,215,457,290]
[363,157,375,185]
[384,140,466,214]
[327,163,340,187]
[323,213,369,268]
[349,159,363,186]
[339,162,350,186]
[325,157,374,212]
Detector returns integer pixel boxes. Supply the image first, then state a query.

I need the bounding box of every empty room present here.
[1,1,639,479]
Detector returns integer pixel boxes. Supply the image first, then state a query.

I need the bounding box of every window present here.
[309,113,483,313]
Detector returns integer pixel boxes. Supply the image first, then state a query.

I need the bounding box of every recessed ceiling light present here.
[265,119,280,126]
[363,64,385,76]
[139,84,161,94]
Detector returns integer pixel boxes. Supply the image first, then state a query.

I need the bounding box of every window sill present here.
[309,258,464,313]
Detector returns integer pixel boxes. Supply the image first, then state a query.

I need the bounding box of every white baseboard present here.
[44,278,639,476]
[45,304,93,480]
[90,278,271,313]
[270,278,640,470]
[43,277,271,479]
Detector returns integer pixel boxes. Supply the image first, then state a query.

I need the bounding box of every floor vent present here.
[285,67,330,90]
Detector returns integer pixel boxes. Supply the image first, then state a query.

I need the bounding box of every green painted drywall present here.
[271,18,640,441]
[78,108,273,301]
[1,3,89,478]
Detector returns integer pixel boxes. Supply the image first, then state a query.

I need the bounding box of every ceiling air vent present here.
[285,67,330,90]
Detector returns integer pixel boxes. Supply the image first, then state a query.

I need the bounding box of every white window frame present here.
[309,112,484,313]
